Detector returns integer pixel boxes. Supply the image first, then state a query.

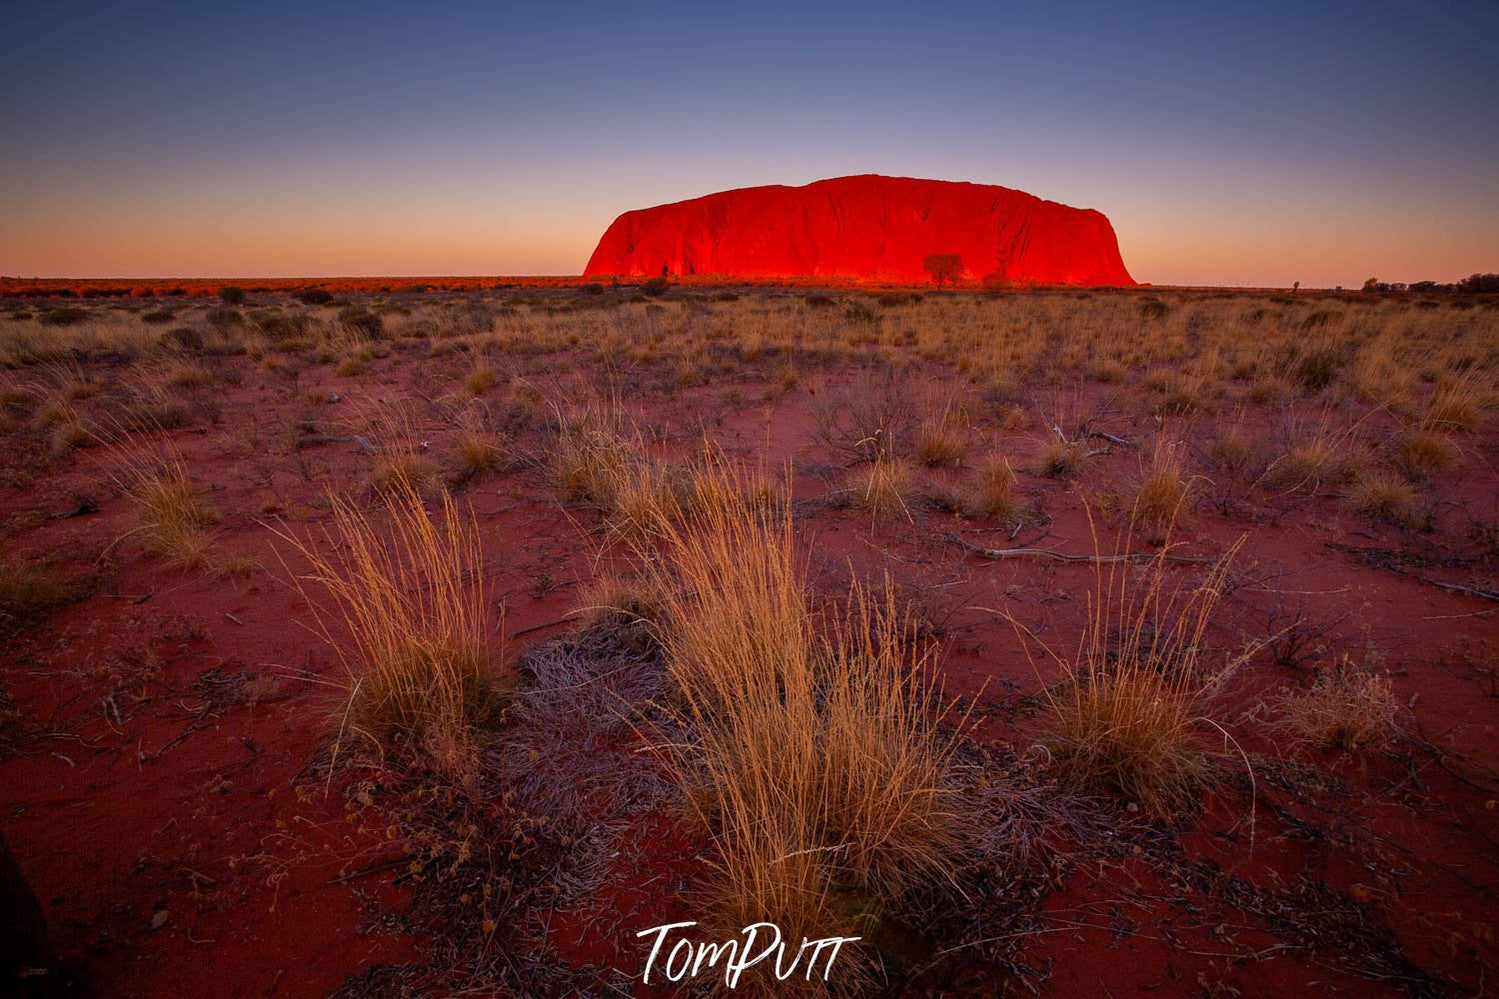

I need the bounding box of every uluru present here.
[584,174,1135,286]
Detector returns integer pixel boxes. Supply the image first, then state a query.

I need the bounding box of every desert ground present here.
[0,283,1495,997]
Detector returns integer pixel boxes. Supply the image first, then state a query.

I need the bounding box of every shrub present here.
[1457,273,1499,294]
[38,307,88,327]
[923,253,962,287]
[218,286,246,304]
[639,276,670,297]
[295,288,334,305]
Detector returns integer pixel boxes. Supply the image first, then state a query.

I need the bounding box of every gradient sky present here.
[2,1,1495,286]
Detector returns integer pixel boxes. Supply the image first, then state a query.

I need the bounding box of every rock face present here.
[584,174,1134,286]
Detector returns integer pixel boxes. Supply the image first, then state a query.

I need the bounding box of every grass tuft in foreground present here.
[128,455,221,570]
[638,461,962,983]
[1277,656,1398,751]
[1031,521,1248,818]
[276,481,499,772]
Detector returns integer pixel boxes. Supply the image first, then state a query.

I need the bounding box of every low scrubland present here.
[0,283,1494,996]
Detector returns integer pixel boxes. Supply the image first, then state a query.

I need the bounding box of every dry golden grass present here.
[638,463,961,975]
[163,362,213,388]
[463,364,499,396]
[1207,423,1252,472]
[275,481,497,772]
[1277,656,1398,750]
[1030,526,1247,817]
[49,405,92,453]
[913,402,969,468]
[849,452,915,528]
[1033,438,1088,479]
[1399,429,1460,474]
[604,455,689,545]
[571,572,670,631]
[1348,471,1419,527]
[1131,443,1193,530]
[966,453,1021,522]
[370,446,439,497]
[128,457,220,570]
[450,422,506,481]
[1264,421,1366,492]
[0,559,63,634]
[549,404,630,507]
[1426,375,1486,432]
[336,353,369,377]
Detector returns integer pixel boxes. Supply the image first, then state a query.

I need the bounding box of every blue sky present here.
[2,1,1495,284]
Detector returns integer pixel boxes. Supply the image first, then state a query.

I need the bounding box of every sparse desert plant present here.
[966,453,1021,522]
[1348,470,1419,527]
[550,404,631,507]
[913,403,969,468]
[1031,528,1249,817]
[362,406,439,496]
[572,572,670,632]
[369,441,437,496]
[463,364,499,396]
[1426,376,1486,432]
[274,481,498,771]
[605,455,688,545]
[641,465,961,973]
[163,361,213,388]
[811,365,923,462]
[1207,423,1252,472]
[1033,438,1089,479]
[1277,656,1398,750]
[1264,422,1365,491]
[0,559,64,634]
[45,402,91,453]
[1399,429,1460,473]
[849,453,915,528]
[336,353,369,377]
[1131,443,1193,530]
[127,456,220,570]
[450,423,506,481]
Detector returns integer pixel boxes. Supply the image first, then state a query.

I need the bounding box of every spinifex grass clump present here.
[849,451,915,529]
[1278,656,1398,751]
[1033,520,1248,817]
[0,559,63,635]
[640,462,962,983]
[1131,442,1192,530]
[277,481,497,771]
[966,453,1020,521]
[128,455,221,570]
